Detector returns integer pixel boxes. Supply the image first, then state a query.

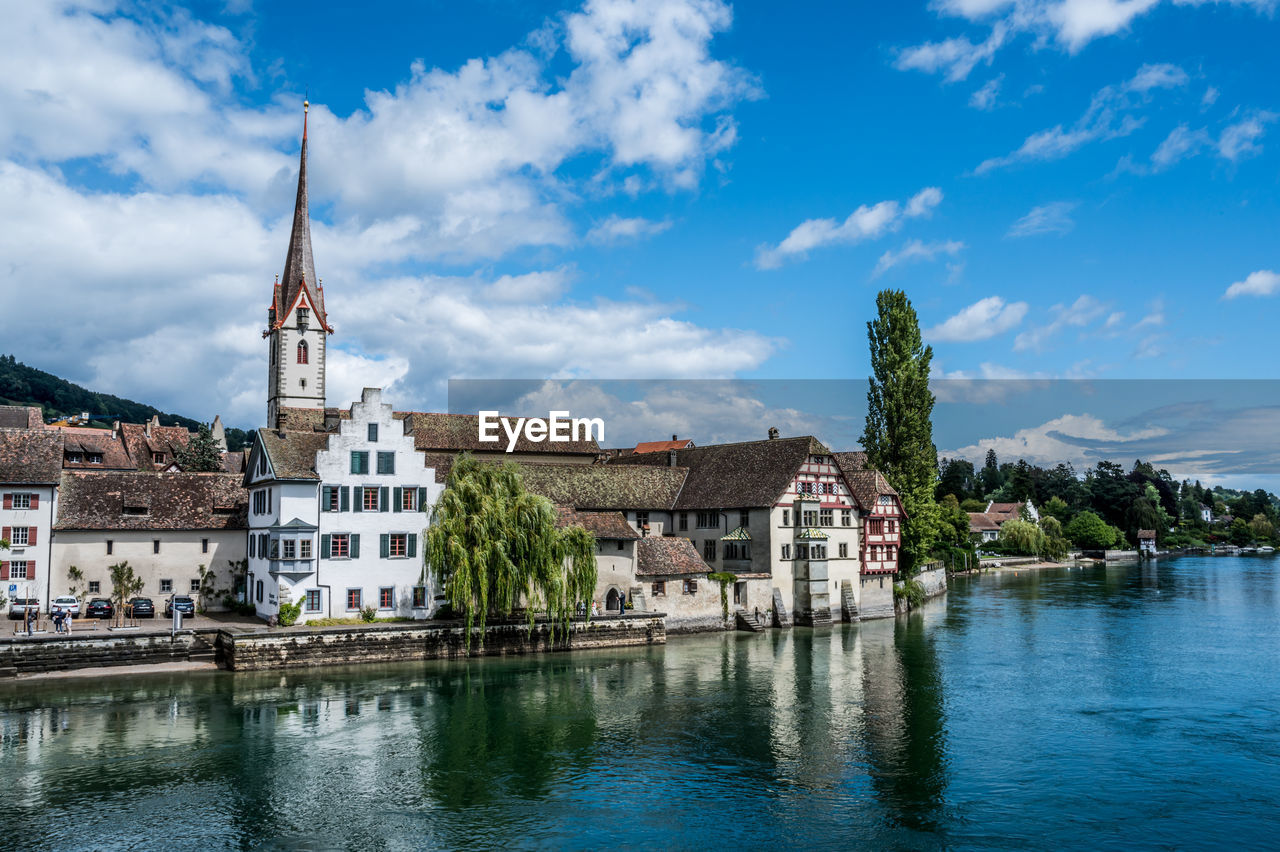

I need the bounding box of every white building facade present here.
[246,389,443,624]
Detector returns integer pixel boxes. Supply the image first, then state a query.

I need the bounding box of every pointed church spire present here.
[275,98,327,331]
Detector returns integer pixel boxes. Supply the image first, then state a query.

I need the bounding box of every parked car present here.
[85,598,114,619]
[51,596,81,618]
[164,596,196,618]
[7,598,39,620]
[126,597,155,618]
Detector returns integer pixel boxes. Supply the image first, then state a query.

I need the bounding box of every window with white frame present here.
[838,542,848,558]
[842,510,852,526]
[781,544,791,560]
[160,579,172,593]
[819,509,833,526]
[11,493,32,509]
[9,527,29,546]
[9,561,28,579]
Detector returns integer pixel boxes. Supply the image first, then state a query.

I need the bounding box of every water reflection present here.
[3,555,1277,849]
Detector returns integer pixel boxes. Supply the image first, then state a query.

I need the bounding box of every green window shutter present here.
[408,533,417,559]
[353,487,363,513]
[380,487,389,512]
[393,487,402,512]
[340,486,350,512]
[350,534,360,559]
[418,487,428,512]
[320,486,329,511]
[380,534,390,559]
[321,534,331,559]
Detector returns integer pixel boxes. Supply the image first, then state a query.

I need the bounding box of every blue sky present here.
[1,0,1277,482]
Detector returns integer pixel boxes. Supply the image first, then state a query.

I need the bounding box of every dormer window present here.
[268,307,276,326]
[152,452,165,464]
[297,340,308,364]
[297,307,309,330]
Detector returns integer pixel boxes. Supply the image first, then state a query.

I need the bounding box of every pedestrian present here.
[25,605,35,637]
[52,608,63,634]
[65,608,73,635]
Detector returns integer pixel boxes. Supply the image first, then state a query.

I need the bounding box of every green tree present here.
[936,457,976,502]
[998,519,1045,556]
[66,565,85,599]
[426,455,597,648]
[108,561,145,627]
[1065,511,1118,550]
[174,423,224,472]
[1230,517,1253,546]
[1040,516,1069,561]
[1043,496,1071,524]
[979,448,1001,497]
[861,290,939,575]
[1250,513,1275,542]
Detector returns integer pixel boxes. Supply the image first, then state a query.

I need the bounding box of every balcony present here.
[267,558,316,577]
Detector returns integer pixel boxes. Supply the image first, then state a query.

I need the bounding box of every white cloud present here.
[1201,86,1219,109]
[1007,201,1077,236]
[944,413,1170,469]
[1150,124,1212,170]
[873,239,965,277]
[1224,269,1280,299]
[976,64,1185,173]
[970,75,1004,110]
[586,215,673,244]
[926,296,1029,342]
[897,1,1274,78]
[1217,112,1277,161]
[754,187,943,269]
[0,0,781,428]
[894,24,1009,82]
[1014,295,1108,351]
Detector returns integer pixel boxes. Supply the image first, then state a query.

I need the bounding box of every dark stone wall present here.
[220,616,666,672]
[0,631,210,677]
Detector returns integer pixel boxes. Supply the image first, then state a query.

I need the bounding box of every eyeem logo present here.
[478,411,605,453]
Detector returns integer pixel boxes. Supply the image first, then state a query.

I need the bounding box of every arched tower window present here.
[297,340,309,364]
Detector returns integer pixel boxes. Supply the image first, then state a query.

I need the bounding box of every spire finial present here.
[302,96,309,140]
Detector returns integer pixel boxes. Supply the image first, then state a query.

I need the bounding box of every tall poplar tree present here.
[861,290,939,575]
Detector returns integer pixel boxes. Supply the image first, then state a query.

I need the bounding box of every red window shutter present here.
[2,494,10,510]
[28,562,35,586]
[29,494,38,509]
[1,527,9,542]
[27,528,36,546]
[0,562,7,580]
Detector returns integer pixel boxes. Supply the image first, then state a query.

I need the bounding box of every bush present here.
[894,579,926,609]
[277,598,303,627]
[360,604,378,623]
[1065,511,1118,550]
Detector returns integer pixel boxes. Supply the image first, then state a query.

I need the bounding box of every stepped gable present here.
[636,536,708,577]
[400,412,601,456]
[518,463,686,511]
[554,506,640,540]
[252,428,331,481]
[54,471,247,530]
[0,406,43,429]
[832,450,899,511]
[611,435,830,509]
[0,428,63,484]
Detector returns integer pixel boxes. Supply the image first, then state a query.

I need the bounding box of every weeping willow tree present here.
[426,454,597,649]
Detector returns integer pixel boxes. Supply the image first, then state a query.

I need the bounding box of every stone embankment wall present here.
[860,574,895,620]
[0,631,210,677]
[917,566,947,600]
[220,615,665,671]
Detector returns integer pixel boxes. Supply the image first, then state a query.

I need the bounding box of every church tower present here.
[266,100,332,428]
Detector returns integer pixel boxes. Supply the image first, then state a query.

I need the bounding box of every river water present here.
[1,555,1278,850]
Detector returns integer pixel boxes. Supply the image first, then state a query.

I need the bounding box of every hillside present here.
[0,355,252,451]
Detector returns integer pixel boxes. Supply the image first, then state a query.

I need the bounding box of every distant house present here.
[1137,529,1157,556]
[985,500,1039,524]
[1198,503,1213,524]
[967,513,1001,542]
[632,435,695,455]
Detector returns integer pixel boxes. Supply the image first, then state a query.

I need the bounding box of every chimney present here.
[768,427,779,440]
[672,434,678,442]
